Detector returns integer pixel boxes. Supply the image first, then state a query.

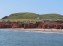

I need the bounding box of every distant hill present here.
[2,12,63,21]
[2,12,39,19]
[40,14,63,20]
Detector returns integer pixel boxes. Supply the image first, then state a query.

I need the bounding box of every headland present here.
[0,12,63,32]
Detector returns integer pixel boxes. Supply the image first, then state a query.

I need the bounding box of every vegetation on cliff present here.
[2,12,63,19]
[1,12,63,22]
[40,14,63,20]
[2,12,39,19]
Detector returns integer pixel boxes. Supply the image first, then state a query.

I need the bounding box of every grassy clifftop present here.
[40,14,63,20]
[2,12,39,19]
[2,12,63,21]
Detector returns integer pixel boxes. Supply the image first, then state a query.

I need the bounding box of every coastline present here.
[0,28,63,33]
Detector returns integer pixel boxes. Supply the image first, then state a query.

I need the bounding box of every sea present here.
[0,29,63,46]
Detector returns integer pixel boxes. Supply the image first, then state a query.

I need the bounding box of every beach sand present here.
[0,28,63,33]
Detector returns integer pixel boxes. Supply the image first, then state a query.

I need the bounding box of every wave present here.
[0,29,63,34]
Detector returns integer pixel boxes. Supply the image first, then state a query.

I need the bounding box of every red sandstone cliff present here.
[0,21,63,29]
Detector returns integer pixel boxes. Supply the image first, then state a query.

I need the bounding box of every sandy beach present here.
[0,28,63,33]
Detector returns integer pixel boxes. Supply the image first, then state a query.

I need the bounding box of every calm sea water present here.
[0,29,63,46]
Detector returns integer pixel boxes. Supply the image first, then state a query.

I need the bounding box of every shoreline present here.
[0,28,63,32]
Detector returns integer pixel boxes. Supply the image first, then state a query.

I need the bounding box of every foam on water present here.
[0,29,63,34]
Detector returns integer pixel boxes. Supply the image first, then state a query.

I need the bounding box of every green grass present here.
[40,14,63,20]
[1,19,40,23]
[3,12,39,19]
[1,12,63,22]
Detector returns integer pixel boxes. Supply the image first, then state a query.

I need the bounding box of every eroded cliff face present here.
[0,21,63,29]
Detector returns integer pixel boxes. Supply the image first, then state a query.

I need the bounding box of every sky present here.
[0,0,63,19]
